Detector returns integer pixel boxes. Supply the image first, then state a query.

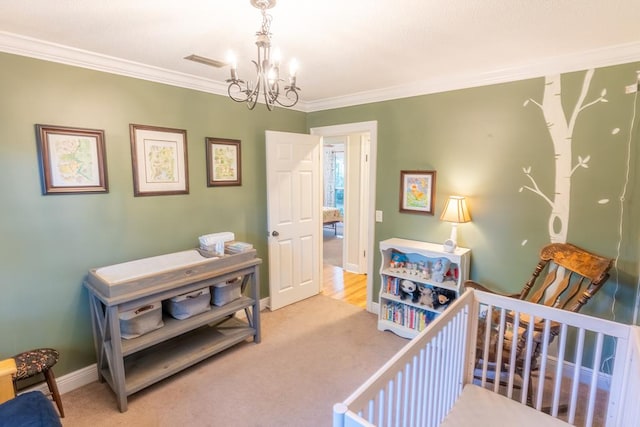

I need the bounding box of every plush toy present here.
[418,262,430,280]
[400,279,419,303]
[431,258,451,283]
[433,288,456,310]
[417,285,434,308]
[390,252,408,270]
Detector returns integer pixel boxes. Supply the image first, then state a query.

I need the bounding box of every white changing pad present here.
[86,248,258,300]
[94,249,213,284]
[440,384,570,427]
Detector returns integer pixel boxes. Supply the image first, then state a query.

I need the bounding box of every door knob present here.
[271,230,279,237]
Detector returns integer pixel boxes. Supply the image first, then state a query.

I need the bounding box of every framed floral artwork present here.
[399,170,436,215]
[130,124,189,196]
[206,137,241,187]
[35,124,108,194]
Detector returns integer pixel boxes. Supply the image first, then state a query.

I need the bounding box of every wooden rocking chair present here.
[465,242,613,408]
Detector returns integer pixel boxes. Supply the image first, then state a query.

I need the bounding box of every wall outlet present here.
[625,83,639,94]
[375,210,383,222]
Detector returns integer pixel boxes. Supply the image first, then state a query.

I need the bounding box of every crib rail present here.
[333,289,639,427]
[333,290,475,427]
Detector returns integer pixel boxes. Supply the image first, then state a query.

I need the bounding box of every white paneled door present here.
[266,130,322,310]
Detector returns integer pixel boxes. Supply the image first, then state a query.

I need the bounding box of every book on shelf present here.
[381,301,436,332]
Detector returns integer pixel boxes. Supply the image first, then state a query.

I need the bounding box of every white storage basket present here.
[164,287,211,320]
[212,277,242,306]
[119,302,164,339]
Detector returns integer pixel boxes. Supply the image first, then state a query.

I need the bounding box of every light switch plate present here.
[375,210,383,222]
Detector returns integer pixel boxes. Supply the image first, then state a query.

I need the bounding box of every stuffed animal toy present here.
[390,252,408,270]
[400,279,419,303]
[431,258,451,283]
[433,288,456,310]
[417,285,434,308]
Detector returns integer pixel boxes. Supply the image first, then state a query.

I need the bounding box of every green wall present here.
[2,50,639,378]
[0,53,305,373]
[308,63,640,326]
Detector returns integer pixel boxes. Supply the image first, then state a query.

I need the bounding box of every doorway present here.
[311,121,378,313]
[323,139,345,268]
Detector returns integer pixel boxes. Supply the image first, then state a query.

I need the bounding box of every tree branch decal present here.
[521,70,607,243]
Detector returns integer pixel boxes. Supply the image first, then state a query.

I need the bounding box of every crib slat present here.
[520,316,536,406]
[425,343,435,427]
[585,332,604,427]
[437,327,446,422]
[433,333,442,426]
[453,309,466,397]
[442,324,453,413]
[507,310,519,398]
[395,372,402,427]
[568,327,586,424]
[551,323,568,417]
[494,308,507,394]
[480,304,493,388]
[415,348,424,426]
[368,392,378,424]
[403,361,411,427]
[534,318,552,410]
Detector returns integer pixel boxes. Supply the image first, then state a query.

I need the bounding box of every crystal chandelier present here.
[226,0,300,110]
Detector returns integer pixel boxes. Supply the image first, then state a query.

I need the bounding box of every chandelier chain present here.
[259,8,272,37]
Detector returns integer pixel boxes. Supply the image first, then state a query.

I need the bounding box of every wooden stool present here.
[12,348,64,417]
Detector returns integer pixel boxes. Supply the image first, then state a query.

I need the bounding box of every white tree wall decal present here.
[519,69,608,243]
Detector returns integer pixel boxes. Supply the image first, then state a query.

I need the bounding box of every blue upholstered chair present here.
[0,358,62,426]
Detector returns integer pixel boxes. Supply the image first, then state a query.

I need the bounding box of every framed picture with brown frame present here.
[206,137,241,187]
[35,124,109,195]
[129,124,189,196]
[399,170,436,215]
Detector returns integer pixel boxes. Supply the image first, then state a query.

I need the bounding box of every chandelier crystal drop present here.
[226,0,300,111]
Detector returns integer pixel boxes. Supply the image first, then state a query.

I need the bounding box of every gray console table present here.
[84,249,261,412]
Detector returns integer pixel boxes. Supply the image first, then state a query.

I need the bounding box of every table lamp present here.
[439,196,471,252]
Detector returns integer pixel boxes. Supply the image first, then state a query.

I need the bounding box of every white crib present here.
[333,289,640,427]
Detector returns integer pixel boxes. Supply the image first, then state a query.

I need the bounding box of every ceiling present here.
[2,1,640,111]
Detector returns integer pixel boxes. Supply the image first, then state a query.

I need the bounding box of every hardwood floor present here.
[322,263,368,309]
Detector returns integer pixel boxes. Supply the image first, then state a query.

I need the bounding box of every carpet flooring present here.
[59,295,406,427]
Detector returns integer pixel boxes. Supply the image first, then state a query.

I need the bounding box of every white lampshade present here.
[440,196,471,223]
[440,196,471,252]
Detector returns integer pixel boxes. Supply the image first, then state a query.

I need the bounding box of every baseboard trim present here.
[23,363,98,396]
[27,298,272,396]
[29,303,611,398]
[371,301,379,315]
[545,356,611,391]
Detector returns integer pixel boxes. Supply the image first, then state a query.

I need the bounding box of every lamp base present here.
[443,238,457,253]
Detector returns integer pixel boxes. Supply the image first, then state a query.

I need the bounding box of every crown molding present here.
[304,41,640,112]
[0,32,232,96]
[2,31,640,113]
[0,31,309,112]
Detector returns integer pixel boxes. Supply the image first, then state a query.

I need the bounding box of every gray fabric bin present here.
[164,287,211,320]
[119,301,164,339]
[212,278,242,306]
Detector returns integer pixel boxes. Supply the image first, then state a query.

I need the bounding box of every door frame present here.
[311,121,378,313]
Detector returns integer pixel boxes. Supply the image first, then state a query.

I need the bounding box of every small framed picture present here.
[399,170,436,215]
[130,124,189,196]
[206,137,241,187]
[35,124,108,195]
